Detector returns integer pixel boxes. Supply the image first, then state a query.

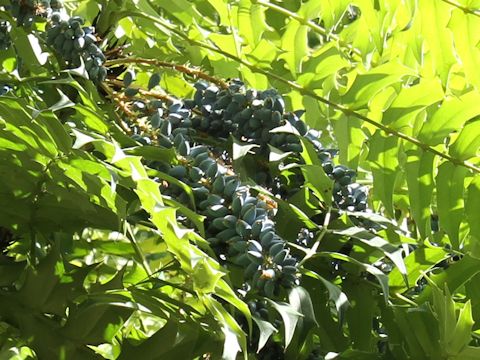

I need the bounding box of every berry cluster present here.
[46,14,107,82]
[7,0,107,83]
[187,80,369,211]
[115,74,378,308]
[9,0,57,27]
[120,76,374,295]
[139,99,300,296]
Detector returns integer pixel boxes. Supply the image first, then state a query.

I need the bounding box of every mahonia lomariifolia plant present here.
[0,1,396,358]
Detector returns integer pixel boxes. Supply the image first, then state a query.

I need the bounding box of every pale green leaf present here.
[341,62,414,109]
[280,22,309,75]
[418,91,480,146]
[382,78,444,129]
[238,0,269,47]
[367,131,399,217]
[449,120,480,161]
[419,0,456,83]
[448,10,480,89]
[431,284,456,349]
[436,162,468,249]
[332,114,364,169]
[448,301,474,355]
[466,176,480,243]
[405,149,435,239]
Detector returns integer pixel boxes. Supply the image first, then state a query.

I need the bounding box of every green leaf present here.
[331,227,407,282]
[332,114,364,169]
[303,270,350,321]
[367,131,399,217]
[382,78,444,129]
[232,137,260,160]
[448,9,480,89]
[64,299,133,344]
[300,138,322,166]
[214,279,252,335]
[431,284,456,349]
[300,164,333,206]
[298,43,350,88]
[449,120,480,161]
[417,255,480,303]
[341,62,414,109]
[265,299,303,349]
[12,31,48,67]
[404,149,435,239]
[448,301,474,355]
[344,280,377,351]
[280,21,309,75]
[252,316,277,352]
[418,0,457,83]
[192,258,225,294]
[118,319,202,360]
[152,170,195,207]
[418,91,480,145]
[466,176,480,243]
[314,252,389,302]
[203,296,246,360]
[455,346,480,360]
[288,286,318,337]
[144,0,203,26]
[238,0,269,47]
[141,146,179,167]
[163,195,205,235]
[17,249,63,310]
[436,162,468,249]
[401,306,441,358]
[389,246,447,294]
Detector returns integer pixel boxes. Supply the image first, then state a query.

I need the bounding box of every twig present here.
[100,82,135,133]
[106,78,178,103]
[440,0,480,17]
[395,293,418,307]
[105,58,228,89]
[125,221,152,276]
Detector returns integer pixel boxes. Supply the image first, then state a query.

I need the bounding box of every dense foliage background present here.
[0,0,479,359]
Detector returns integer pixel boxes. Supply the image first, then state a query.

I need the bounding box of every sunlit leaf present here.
[436,162,468,249]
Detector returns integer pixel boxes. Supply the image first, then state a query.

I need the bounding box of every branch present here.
[105,58,228,89]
